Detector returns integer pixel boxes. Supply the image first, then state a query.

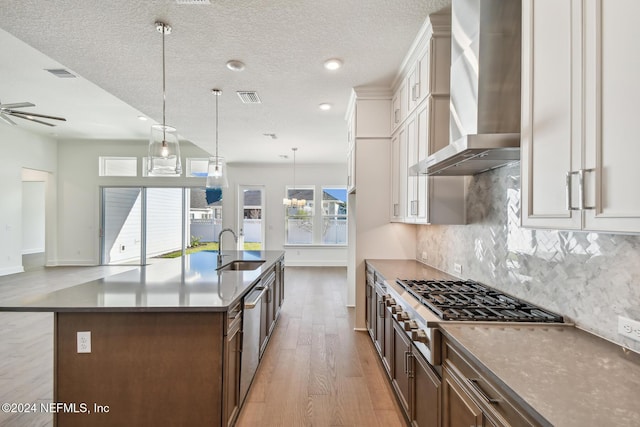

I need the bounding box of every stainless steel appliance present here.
[376,274,564,367]
[397,279,563,322]
[239,285,267,404]
[412,0,522,176]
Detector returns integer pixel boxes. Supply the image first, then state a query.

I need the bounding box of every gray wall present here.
[417,163,640,352]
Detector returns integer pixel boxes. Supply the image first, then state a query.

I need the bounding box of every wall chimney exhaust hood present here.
[412,0,522,176]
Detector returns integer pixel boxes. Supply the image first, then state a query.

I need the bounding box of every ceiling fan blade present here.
[0,102,35,109]
[8,110,66,122]
[0,112,17,126]
[7,112,57,127]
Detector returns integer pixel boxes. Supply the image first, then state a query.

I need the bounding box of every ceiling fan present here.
[0,99,66,127]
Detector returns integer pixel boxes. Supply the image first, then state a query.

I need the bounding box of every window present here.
[186,158,209,177]
[285,187,314,244]
[99,157,137,177]
[284,185,348,246]
[321,187,347,244]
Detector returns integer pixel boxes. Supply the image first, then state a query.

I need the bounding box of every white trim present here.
[353,327,368,332]
[56,259,98,266]
[284,260,347,267]
[22,248,45,255]
[0,266,25,276]
[284,244,347,249]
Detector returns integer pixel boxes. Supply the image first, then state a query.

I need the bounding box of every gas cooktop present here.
[397,279,563,323]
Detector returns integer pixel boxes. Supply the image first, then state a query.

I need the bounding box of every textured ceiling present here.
[0,0,451,164]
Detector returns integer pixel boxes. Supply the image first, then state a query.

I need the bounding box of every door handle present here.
[566,169,596,211]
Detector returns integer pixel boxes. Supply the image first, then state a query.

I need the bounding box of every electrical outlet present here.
[618,316,640,343]
[453,263,462,275]
[77,331,91,353]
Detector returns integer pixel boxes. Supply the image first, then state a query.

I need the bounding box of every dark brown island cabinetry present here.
[52,253,285,427]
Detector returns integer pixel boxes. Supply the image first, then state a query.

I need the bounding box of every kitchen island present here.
[0,250,285,427]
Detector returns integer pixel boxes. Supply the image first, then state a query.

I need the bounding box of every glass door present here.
[238,186,265,250]
[101,187,143,265]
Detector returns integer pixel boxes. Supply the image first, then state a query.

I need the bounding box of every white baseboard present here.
[353,327,368,332]
[55,260,98,266]
[22,248,45,255]
[0,265,25,276]
[345,304,355,308]
[284,260,347,267]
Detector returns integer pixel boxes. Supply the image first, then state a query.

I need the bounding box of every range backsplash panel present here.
[417,163,640,352]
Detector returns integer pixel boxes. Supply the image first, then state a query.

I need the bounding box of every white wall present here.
[55,139,212,265]
[0,125,57,276]
[225,163,348,266]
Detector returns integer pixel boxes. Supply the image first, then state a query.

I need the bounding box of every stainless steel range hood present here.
[413,0,522,176]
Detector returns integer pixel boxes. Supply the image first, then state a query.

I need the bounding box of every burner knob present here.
[397,311,410,322]
[391,305,403,315]
[411,329,429,344]
[385,298,396,307]
[404,320,418,331]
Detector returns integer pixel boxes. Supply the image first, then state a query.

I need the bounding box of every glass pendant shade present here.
[206,156,228,188]
[148,124,181,175]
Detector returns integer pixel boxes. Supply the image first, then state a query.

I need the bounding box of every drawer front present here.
[443,339,544,427]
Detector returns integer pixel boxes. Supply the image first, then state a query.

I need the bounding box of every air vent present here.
[237,91,262,104]
[175,0,210,4]
[45,68,76,78]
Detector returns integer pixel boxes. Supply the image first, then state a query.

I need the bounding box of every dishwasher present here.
[240,284,267,404]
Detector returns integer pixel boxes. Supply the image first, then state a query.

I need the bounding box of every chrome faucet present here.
[217,228,238,267]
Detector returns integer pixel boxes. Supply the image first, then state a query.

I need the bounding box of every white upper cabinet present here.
[390,10,466,225]
[521,0,640,233]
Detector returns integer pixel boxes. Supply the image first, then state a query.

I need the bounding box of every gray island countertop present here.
[0,250,284,313]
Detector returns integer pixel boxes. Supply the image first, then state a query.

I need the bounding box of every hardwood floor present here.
[236,267,405,427]
[0,265,405,426]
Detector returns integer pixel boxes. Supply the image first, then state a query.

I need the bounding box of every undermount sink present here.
[217,260,265,271]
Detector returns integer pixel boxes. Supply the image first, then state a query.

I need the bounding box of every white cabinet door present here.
[520,0,583,230]
[522,0,640,234]
[405,116,417,222]
[390,133,402,221]
[582,0,640,233]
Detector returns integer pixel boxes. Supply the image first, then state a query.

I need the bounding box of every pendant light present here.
[148,21,181,176]
[283,147,306,207]
[206,89,229,189]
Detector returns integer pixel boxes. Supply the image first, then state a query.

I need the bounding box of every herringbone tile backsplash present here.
[417,163,640,352]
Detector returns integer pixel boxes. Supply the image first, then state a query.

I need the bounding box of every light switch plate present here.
[77,331,91,353]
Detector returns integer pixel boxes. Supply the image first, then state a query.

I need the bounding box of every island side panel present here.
[54,312,224,427]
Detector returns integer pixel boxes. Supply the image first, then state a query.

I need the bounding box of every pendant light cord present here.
[215,93,219,159]
[162,24,166,142]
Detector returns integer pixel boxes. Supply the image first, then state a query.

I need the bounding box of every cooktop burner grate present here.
[397,279,563,322]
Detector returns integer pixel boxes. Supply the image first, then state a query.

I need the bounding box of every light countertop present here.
[439,323,640,427]
[0,251,284,313]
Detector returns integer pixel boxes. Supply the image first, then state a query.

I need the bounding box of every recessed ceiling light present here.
[318,103,332,111]
[226,60,245,72]
[323,58,343,71]
[137,115,148,121]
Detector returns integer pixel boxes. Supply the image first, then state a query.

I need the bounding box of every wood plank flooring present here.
[0,265,405,426]
[236,267,405,427]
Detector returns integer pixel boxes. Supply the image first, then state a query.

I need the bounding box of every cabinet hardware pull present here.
[467,378,500,404]
[565,171,581,211]
[378,300,385,318]
[581,168,596,210]
[404,351,411,375]
[408,353,414,378]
